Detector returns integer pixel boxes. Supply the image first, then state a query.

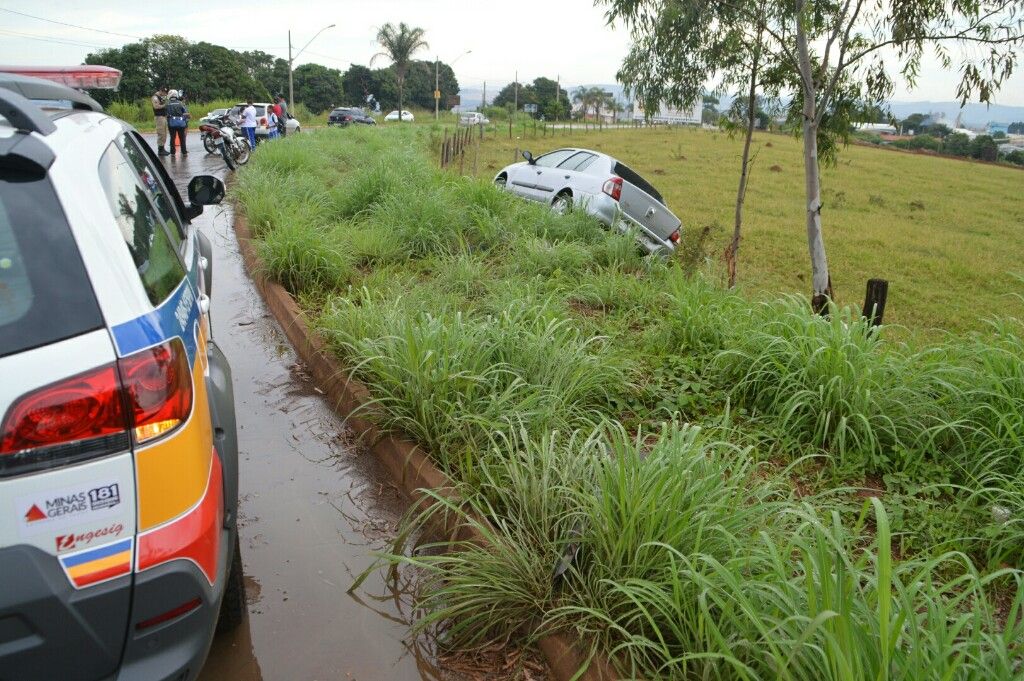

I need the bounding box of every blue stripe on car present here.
[111,271,199,364]
[61,538,133,567]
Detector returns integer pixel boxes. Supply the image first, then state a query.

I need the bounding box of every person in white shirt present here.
[241,100,258,149]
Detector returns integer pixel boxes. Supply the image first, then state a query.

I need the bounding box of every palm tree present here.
[572,86,589,120]
[371,22,428,121]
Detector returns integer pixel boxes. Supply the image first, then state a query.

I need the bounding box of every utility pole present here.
[555,74,559,122]
[514,70,518,120]
[482,81,486,108]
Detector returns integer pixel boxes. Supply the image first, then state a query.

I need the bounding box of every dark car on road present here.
[327,107,376,127]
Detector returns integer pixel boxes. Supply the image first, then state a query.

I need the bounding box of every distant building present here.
[988,122,1009,135]
[855,122,898,135]
[633,100,701,125]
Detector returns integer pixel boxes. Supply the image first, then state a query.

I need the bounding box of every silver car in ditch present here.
[494,148,682,254]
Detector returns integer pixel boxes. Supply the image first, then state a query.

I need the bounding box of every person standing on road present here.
[241,99,258,149]
[152,86,169,156]
[266,107,280,140]
[276,94,289,137]
[166,90,190,155]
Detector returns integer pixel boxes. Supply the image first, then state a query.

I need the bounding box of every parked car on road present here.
[199,107,229,124]
[494,147,682,254]
[0,67,243,681]
[459,111,489,126]
[229,102,300,137]
[384,110,414,122]
[328,107,376,127]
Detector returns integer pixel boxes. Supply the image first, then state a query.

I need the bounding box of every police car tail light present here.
[0,365,129,459]
[119,338,193,444]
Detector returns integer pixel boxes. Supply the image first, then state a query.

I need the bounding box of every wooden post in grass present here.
[442,127,449,168]
[514,146,519,163]
[863,279,889,327]
[508,117,512,139]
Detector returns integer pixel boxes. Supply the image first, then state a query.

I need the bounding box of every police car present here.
[0,67,242,680]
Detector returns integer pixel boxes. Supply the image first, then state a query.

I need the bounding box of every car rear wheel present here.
[552,192,572,214]
[216,534,246,634]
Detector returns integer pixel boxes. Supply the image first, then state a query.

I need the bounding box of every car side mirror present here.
[522,150,534,164]
[183,175,225,221]
[188,175,225,206]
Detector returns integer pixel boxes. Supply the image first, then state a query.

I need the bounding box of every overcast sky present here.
[1,0,1022,105]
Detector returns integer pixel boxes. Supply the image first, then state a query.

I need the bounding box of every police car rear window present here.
[0,171,103,358]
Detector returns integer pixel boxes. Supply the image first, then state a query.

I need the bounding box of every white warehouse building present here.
[633,100,702,125]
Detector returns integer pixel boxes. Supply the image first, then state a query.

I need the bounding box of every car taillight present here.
[1,365,127,455]
[602,177,623,201]
[0,338,193,475]
[119,338,193,444]
[669,228,681,244]
[344,115,352,121]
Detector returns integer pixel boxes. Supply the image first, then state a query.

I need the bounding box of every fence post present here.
[514,146,519,163]
[442,128,449,168]
[863,279,889,327]
[509,117,512,139]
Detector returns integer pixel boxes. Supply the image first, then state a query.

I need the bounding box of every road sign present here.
[434,89,441,100]
[523,103,538,113]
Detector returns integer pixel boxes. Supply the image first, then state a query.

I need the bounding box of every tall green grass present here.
[237,127,1024,678]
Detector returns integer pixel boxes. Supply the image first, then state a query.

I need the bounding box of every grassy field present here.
[467,124,1024,336]
[235,127,1024,680]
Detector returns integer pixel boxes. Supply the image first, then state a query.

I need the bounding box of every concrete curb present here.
[232,213,618,681]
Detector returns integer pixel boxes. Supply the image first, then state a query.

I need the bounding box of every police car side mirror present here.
[189,175,225,206]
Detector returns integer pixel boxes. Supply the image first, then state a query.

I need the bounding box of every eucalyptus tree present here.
[607,0,786,287]
[603,0,1024,307]
[372,22,429,121]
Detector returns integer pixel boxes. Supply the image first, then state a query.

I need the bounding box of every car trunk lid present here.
[613,161,681,240]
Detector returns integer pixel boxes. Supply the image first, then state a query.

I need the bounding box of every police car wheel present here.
[216,534,246,633]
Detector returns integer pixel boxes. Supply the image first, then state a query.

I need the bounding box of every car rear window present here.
[613,161,665,204]
[0,170,103,358]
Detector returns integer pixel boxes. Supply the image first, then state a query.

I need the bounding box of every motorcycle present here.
[199,115,250,170]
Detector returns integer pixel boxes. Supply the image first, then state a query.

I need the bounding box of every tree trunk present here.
[795,2,833,312]
[726,25,763,289]
[398,77,404,122]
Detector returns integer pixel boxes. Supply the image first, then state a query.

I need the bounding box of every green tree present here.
[944,132,973,156]
[1006,149,1024,165]
[342,64,379,107]
[1009,121,1024,134]
[371,22,428,121]
[531,77,569,120]
[608,0,787,287]
[240,50,290,99]
[291,63,344,114]
[970,134,999,161]
[603,0,1024,308]
[187,42,268,102]
[992,130,1008,139]
[901,112,928,133]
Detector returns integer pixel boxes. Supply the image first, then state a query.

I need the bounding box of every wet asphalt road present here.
[148,132,443,681]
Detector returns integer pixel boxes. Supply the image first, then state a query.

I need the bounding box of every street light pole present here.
[288,24,336,108]
[434,50,472,120]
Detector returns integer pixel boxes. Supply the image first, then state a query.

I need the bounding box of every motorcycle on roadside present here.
[199,114,250,170]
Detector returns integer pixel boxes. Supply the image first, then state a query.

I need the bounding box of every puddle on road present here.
[157,145,546,681]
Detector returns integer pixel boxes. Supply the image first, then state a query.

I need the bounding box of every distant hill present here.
[457,83,1024,126]
[887,101,1024,127]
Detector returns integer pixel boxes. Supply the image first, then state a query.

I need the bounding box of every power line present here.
[0,7,144,40]
[0,28,117,50]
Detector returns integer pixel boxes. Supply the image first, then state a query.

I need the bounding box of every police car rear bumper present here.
[0,526,232,681]
[116,529,231,681]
